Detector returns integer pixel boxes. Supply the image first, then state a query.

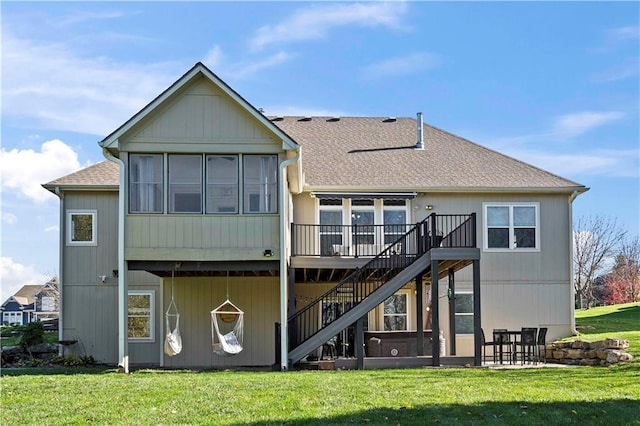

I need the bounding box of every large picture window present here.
[243,155,277,214]
[130,154,163,213]
[206,155,238,213]
[127,291,154,341]
[67,210,97,246]
[484,203,539,250]
[169,155,202,213]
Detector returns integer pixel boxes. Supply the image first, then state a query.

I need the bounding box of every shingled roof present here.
[43,161,119,190]
[272,116,585,192]
[43,117,585,193]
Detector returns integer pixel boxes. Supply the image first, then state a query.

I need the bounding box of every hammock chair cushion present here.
[211,300,244,356]
[164,314,182,357]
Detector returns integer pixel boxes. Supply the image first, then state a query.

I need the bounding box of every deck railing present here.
[287,213,476,354]
[291,213,476,257]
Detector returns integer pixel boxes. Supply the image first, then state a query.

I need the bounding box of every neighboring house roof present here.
[271,116,586,193]
[43,161,119,192]
[1,280,59,311]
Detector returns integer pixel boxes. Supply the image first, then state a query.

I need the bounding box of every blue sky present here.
[1,1,638,298]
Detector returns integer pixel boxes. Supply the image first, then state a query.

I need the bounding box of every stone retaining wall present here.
[546,338,633,366]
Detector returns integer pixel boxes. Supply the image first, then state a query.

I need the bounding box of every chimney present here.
[416,112,424,150]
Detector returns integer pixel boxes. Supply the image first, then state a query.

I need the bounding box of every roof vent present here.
[327,116,340,122]
[298,116,312,122]
[383,117,397,123]
[271,116,284,122]
[416,112,424,150]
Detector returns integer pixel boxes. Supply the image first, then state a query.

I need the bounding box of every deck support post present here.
[448,268,456,355]
[473,259,482,366]
[431,259,440,366]
[356,318,364,370]
[416,273,424,356]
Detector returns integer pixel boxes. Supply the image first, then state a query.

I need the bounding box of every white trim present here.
[379,290,411,331]
[482,202,540,252]
[127,290,155,342]
[66,210,97,246]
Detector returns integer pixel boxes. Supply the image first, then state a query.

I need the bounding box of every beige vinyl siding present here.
[121,76,280,153]
[125,215,280,261]
[162,276,279,368]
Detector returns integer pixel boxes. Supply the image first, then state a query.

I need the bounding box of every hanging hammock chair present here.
[211,299,244,356]
[164,272,182,357]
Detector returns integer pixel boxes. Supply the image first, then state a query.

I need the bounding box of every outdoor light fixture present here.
[263,250,273,257]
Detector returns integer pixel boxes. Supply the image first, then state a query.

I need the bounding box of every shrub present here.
[19,322,44,356]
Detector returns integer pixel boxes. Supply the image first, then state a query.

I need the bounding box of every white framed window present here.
[41,296,55,312]
[67,210,97,246]
[243,155,278,214]
[127,291,155,342]
[454,292,474,335]
[206,155,239,213]
[169,155,203,213]
[3,312,22,325]
[483,202,539,251]
[130,154,163,213]
[319,199,344,256]
[382,291,410,331]
[383,200,408,244]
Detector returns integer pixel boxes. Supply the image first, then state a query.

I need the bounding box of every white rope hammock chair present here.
[211,275,244,356]
[164,271,182,357]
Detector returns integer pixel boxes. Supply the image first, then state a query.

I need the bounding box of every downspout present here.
[568,190,579,336]
[279,147,300,371]
[54,187,64,355]
[103,148,128,372]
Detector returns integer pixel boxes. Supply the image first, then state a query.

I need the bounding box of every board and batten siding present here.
[125,215,280,261]
[162,276,279,368]
[120,76,281,153]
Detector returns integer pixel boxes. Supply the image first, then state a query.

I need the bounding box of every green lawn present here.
[2,304,639,425]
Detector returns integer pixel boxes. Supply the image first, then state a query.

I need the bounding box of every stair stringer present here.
[288,252,432,365]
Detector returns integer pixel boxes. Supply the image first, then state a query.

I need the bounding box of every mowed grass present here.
[2,304,639,425]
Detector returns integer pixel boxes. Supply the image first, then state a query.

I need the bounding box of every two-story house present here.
[1,279,59,326]
[43,62,587,371]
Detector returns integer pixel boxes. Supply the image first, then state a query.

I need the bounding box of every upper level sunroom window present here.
[128,153,276,215]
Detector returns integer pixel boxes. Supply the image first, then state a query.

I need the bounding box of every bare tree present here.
[606,237,640,304]
[573,215,627,309]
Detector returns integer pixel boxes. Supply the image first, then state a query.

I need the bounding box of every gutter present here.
[54,187,64,354]
[278,147,301,371]
[102,148,129,372]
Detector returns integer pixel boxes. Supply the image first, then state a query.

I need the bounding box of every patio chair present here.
[481,328,497,364]
[493,329,513,364]
[536,327,548,363]
[514,327,537,364]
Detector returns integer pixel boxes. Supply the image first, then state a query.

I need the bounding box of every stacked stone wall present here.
[546,338,633,366]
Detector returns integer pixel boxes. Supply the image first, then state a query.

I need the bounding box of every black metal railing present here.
[291,213,476,257]
[287,213,476,356]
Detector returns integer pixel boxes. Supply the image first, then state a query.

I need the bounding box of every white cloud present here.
[250,2,408,50]
[2,29,182,136]
[1,212,18,225]
[363,52,442,79]
[500,148,639,179]
[0,257,45,302]
[590,58,639,82]
[607,26,640,42]
[202,45,223,69]
[553,111,625,138]
[45,226,59,233]
[0,139,83,203]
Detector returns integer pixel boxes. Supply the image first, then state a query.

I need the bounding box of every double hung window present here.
[383,292,408,331]
[454,292,474,334]
[127,291,154,341]
[484,203,539,250]
[130,154,163,213]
